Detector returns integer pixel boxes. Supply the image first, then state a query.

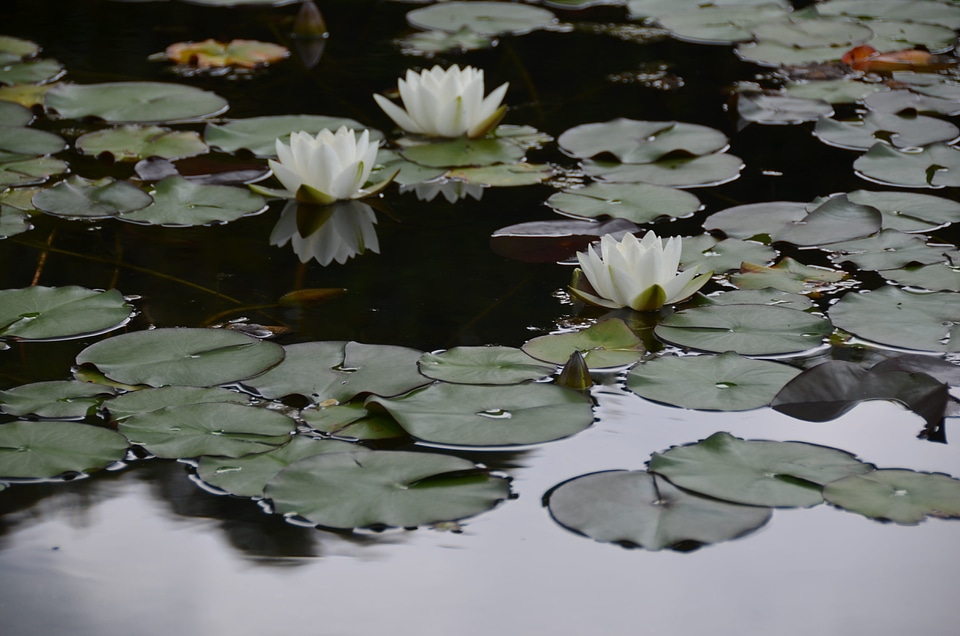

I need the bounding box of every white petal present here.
[374,94,422,134]
[268,159,303,195]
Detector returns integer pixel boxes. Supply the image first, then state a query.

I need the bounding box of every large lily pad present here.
[823,469,960,525]
[76,125,208,161]
[680,234,777,274]
[490,217,642,264]
[300,403,407,441]
[418,346,554,385]
[817,0,960,29]
[0,381,115,419]
[731,257,849,294]
[654,304,833,355]
[827,229,956,271]
[46,81,229,123]
[0,205,31,238]
[75,328,286,387]
[118,402,295,459]
[243,341,429,404]
[104,386,251,420]
[0,156,68,188]
[584,153,743,188]
[0,100,33,126]
[522,319,645,369]
[368,382,594,446]
[398,137,524,168]
[828,287,960,352]
[558,119,728,163]
[880,262,960,291]
[406,1,557,35]
[546,470,772,551]
[118,176,266,226]
[265,450,511,529]
[845,189,960,232]
[814,113,959,151]
[0,58,63,86]
[197,436,362,498]
[627,351,802,411]
[0,421,129,478]
[627,0,790,19]
[32,176,153,219]
[738,93,834,125]
[204,115,373,157]
[648,432,875,508]
[0,126,66,162]
[854,142,960,187]
[547,182,701,222]
[0,286,133,341]
[657,4,791,45]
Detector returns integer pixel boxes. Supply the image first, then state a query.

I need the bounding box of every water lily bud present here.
[557,350,592,392]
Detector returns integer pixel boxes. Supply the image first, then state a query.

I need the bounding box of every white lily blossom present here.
[267,126,382,204]
[373,65,508,138]
[571,232,712,312]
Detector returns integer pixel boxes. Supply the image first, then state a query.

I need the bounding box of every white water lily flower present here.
[373,65,508,138]
[570,232,712,312]
[266,126,389,204]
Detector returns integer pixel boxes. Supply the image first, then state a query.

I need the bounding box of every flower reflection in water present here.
[399,180,483,203]
[271,200,379,266]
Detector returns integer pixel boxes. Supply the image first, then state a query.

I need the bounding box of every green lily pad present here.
[118,176,266,226]
[118,402,295,459]
[627,351,802,411]
[522,319,646,369]
[828,286,960,352]
[558,119,728,163]
[300,403,407,441]
[0,286,133,341]
[266,450,510,529]
[447,163,553,186]
[406,1,557,35]
[46,81,229,123]
[418,346,555,385]
[204,115,374,157]
[648,432,875,508]
[32,176,153,219]
[816,0,960,29]
[584,153,743,188]
[399,137,524,168]
[680,234,777,274]
[627,0,790,19]
[104,386,251,420]
[0,36,40,64]
[0,125,65,162]
[828,229,956,270]
[785,79,884,104]
[76,125,208,161]
[736,40,851,67]
[0,381,115,418]
[0,156,67,187]
[243,341,430,404]
[0,205,31,238]
[654,304,833,355]
[657,4,791,45]
[870,20,958,53]
[368,382,594,446]
[731,257,849,294]
[864,90,960,117]
[0,100,34,126]
[752,17,873,48]
[880,262,960,291]
[738,93,833,125]
[823,469,960,525]
[0,58,63,86]
[198,436,363,498]
[704,288,814,310]
[0,421,129,479]
[814,113,959,151]
[854,142,960,188]
[75,328,286,387]
[547,182,701,222]
[546,470,772,551]
[845,189,960,232]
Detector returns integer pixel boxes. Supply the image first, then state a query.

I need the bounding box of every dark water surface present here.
[1,1,958,634]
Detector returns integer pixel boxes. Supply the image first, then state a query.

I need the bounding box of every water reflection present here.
[270,200,379,266]
[400,180,483,203]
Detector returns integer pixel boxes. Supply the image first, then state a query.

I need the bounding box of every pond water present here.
[1,1,959,635]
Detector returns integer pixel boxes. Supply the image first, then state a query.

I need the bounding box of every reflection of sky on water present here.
[1,399,958,635]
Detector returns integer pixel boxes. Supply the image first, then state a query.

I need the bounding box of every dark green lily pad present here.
[705,288,814,310]
[418,346,555,385]
[865,90,960,117]
[266,450,510,529]
[0,381,115,418]
[584,153,743,188]
[731,257,849,294]
[0,58,63,86]
[828,229,956,270]
[546,470,772,551]
[447,163,553,186]
[752,17,873,48]
[204,115,374,157]
[854,142,960,187]
[118,176,266,226]
[32,176,153,219]
[406,1,556,35]
[558,119,728,163]
[105,386,251,420]
[880,262,960,291]
[546,182,701,222]
[738,93,833,125]
[829,286,960,352]
[785,79,883,104]
[654,304,833,355]
[522,319,645,369]
[736,41,851,67]
[680,234,777,274]
[368,382,594,446]
[814,113,959,151]
[0,101,34,126]
[627,0,790,19]
[627,351,802,411]
[0,125,65,162]
[845,189,960,232]
[76,125,208,161]
[0,36,40,64]
[118,402,294,459]
[198,436,363,498]
[0,205,31,238]
[399,137,524,168]
[824,469,960,525]
[0,421,129,479]
[869,20,958,53]
[75,328,286,387]
[0,286,133,341]
[300,403,407,441]
[657,4,791,45]
[817,0,960,29]
[648,432,875,508]
[372,149,447,186]
[0,156,68,187]
[46,81,228,123]
[243,341,429,404]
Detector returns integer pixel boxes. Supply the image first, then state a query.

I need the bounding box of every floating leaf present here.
[654,304,833,355]
[118,176,266,226]
[0,156,67,188]
[204,114,374,157]
[0,100,33,126]
[845,189,960,232]
[824,469,960,525]
[738,93,833,125]
[704,288,814,309]
[46,81,228,123]
[680,234,776,274]
[657,4,791,45]
[785,79,883,104]
[558,119,728,163]
[162,39,289,69]
[0,125,65,162]
[627,351,802,411]
[546,182,701,222]
[648,432,874,508]
[32,176,153,219]
[368,382,594,446]
[854,142,960,187]
[418,346,554,385]
[300,403,407,441]
[76,125,208,161]
[880,262,960,291]
[398,137,524,168]
[0,286,133,341]
[0,205,31,238]
[864,89,960,116]
[0,421,128,479]
[827,229,956,271]
[546,470,772,551]
[447,163,553,186]
[817,0,960,30]
[118,402,294,459]
[627,0,791,20]
[522,319,645,369]
[732,257,848,294]
[753,17,873,49]
[0,58,63,86]
[829,286,960,352]
[0,381,115,419]
[814,113,959,151]
[584,153,743,188]
[0,36,40,64]
[104,386,251,420]
[75,328,286,387]
[406,1,557,35]
[490,217,642,263]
